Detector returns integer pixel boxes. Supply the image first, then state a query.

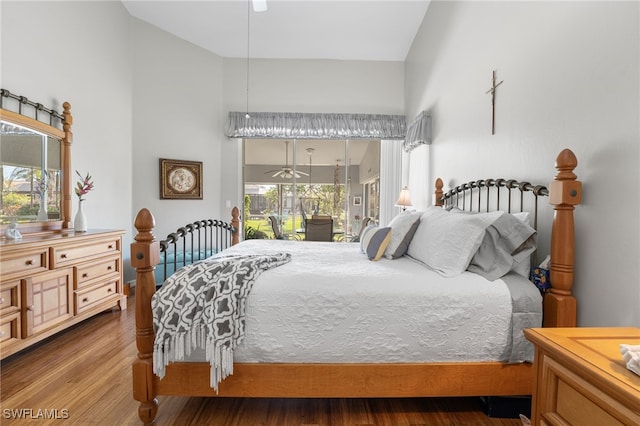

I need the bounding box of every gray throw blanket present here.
[152,252,291,391]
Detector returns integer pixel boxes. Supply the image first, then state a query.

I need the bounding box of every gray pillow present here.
[384,211,421,259]
[362,226,392,261]
[466,212,537,281]
[407,207,503,277]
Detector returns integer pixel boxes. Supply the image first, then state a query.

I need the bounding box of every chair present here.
[350,217,371,242]
[312,214,332,220]
[358,217,371,237]
[305,218,333,242]
[268,216,286,240]
[298,201,308,233]
[300,200,308,224]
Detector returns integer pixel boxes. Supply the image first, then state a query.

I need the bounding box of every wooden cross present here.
[485,70,504,135]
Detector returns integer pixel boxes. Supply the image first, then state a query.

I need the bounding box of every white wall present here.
[131,18,225,246]
[405,1,640,326]
[1,3,227,282]
[220,58,405,222]
[1,1,133,262]
[223,58,405,115]
[1,3,406,282]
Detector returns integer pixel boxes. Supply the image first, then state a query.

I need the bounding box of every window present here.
[243,139,379,241]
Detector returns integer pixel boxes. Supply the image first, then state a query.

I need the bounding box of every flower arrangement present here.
[75,171,94,201]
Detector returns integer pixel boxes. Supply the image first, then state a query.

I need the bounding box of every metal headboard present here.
[157,218,237,283]
[435,177,549,231]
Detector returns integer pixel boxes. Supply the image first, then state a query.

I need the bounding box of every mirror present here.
[0,103,73,235]
[1,121,62,222]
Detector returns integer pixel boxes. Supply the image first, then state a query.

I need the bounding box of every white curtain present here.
[379,139,403,226]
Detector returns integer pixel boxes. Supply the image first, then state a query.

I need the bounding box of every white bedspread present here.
[175,239,536,364]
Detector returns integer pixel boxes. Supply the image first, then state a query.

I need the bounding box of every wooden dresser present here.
[0,229,126,359]
[524,327,640,426]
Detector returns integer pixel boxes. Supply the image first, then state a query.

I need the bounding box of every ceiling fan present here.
[265,140,309,179]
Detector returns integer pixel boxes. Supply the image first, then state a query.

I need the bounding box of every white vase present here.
[37,194,48,221]
[74,200,87,232]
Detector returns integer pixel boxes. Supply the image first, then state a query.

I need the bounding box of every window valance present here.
[226,111,406,140]
[403,110,431,152]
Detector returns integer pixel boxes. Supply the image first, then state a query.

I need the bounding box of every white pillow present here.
[384,210,421,259]
[407,207,503,277]
[359,223,378,254]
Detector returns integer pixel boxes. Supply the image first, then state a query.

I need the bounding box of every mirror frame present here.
[0,102,73,235]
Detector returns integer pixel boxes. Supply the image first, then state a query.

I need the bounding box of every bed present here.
[131,148,581,424]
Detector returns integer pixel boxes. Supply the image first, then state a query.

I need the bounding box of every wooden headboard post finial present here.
[546,149,581,327]
[231,206,240,245]
[434,178,444,207]
[131,208,160,423]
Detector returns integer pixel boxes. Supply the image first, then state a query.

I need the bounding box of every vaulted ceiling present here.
[122,1,425,168]
[122,0,431,61]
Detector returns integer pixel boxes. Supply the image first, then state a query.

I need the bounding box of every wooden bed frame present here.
[131,148,581,424]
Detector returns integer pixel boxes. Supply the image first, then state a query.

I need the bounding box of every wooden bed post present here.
[131,209,160,424]
[231,206,240,245]
[545,149,581,327]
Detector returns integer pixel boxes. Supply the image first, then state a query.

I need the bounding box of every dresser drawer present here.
[526,328,640,426]
[0,280,21,315]
[540,356,634,425]
[0,249,48,280]
[75,256,120,289]
[75,280,119,314]
[51,238,120,268]
[0,312,21,347]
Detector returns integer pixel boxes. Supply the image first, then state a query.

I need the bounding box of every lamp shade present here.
[395,186,412,210]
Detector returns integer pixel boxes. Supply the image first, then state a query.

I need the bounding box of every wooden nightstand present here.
[524,327,640,425]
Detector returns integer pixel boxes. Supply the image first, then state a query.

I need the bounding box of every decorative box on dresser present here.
[0,229,126,359]
[524,327,640,426]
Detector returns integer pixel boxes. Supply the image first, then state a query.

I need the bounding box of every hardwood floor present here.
[1,295,525,425]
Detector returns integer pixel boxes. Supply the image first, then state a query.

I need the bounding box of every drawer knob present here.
[82,273,89,278]
[82,297,89,303]
[107,288,113,293]
[25,259,34,265]
[26,305,34,311]
[60,253,68,259]
[107,266,113,270]
[108,244,114,249]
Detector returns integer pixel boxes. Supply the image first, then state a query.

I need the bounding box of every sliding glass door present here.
[243,139,379,241]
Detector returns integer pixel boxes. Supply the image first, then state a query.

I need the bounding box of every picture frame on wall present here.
[353,196,362,206]
[159,158,203,199]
